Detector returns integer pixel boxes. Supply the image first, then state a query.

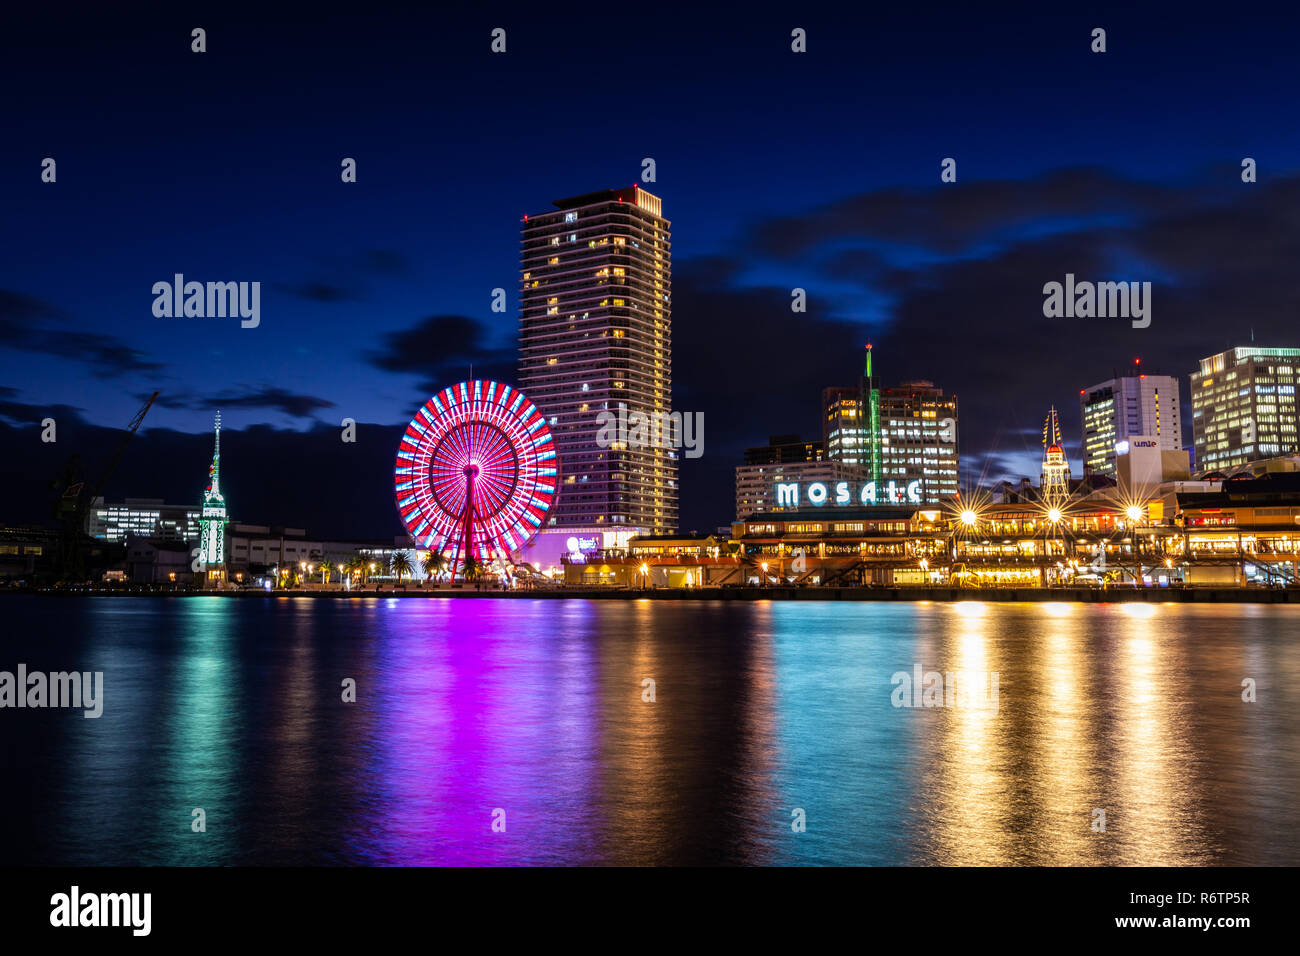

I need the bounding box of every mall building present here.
[562,464,1300,590]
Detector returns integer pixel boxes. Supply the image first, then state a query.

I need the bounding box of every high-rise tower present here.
[1191,346,1300,472]
[518,186,675,534]
[823,345,958,503]
[1080,368,1182,476]
[198,411,227,583]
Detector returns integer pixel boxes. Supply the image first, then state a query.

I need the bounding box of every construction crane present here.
[50,391,159,582]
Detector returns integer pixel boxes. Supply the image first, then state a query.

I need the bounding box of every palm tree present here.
[462,553,482,582]
[345,555,366,586]
[422,551,446,584]
[390,551,413,582]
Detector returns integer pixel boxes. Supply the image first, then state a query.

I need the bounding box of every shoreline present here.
[7,586,1300,603]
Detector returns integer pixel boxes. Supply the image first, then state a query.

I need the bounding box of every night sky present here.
[3,6,1299,538]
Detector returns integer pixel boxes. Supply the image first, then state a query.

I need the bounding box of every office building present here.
[1190,347,1300,472]
[85,497,200,543]
[823,348,959,503]
[1080,372,1182,476]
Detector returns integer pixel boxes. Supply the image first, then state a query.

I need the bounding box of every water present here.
[1,595,1297,866]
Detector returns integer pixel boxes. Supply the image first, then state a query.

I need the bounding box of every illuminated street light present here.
[1126,505,1143,522]
[960,509,978,527]
[1047,508,1063,524]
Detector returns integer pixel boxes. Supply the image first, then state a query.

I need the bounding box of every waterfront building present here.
[0,525,59,579]
[1113,436,1191,495]
[518,185,675,538]
[564,471,1300,589]
[124,537,195,585]
[1080,370,1182,476]
[735,459,851,521]
[1191,346,1300,472]
[85,497,200,543]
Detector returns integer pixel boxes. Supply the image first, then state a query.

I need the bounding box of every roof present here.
[742,507,918,522]
[552,186,641,210]
[1176,472,1300,507]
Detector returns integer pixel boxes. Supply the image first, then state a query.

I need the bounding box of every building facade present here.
[519,185,675,535]
[744,434,826,466]
[735,459,851,521]
[878,381,959,502]
[824,349,959,503]
[85,497,200,543]
[1191,347,1300,473]
[565,472,1300,590]
[1080,373,1182,476]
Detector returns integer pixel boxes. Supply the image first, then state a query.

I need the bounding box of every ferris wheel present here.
[394,380,557,580]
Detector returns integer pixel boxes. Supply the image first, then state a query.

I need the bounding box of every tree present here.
[422,551,446,583]
[462,554,482,582]
[390,551,413,581]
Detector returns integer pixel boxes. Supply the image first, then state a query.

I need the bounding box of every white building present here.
[86,498,200,543]
[1080,373,1182,477]
[735,460,853,521]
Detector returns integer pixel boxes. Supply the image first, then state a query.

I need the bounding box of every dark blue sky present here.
[4,5,1299,535]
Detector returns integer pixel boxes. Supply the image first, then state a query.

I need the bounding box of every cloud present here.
[0,290,164,378]
[368,314,515,391]
[275,248,413,302]
[144,387,335,419]
[746,167,1196,260]
[0,386,85,427]
[275,282,358,303]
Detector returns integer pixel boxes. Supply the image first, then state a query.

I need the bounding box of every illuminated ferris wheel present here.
[394,381,557,580]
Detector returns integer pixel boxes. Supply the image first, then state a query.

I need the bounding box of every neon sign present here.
[776,480,923,509]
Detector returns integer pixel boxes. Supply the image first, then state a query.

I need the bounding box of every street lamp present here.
[639,562,649,589]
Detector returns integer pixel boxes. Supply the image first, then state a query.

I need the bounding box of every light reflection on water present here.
[1,596,1297,866]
